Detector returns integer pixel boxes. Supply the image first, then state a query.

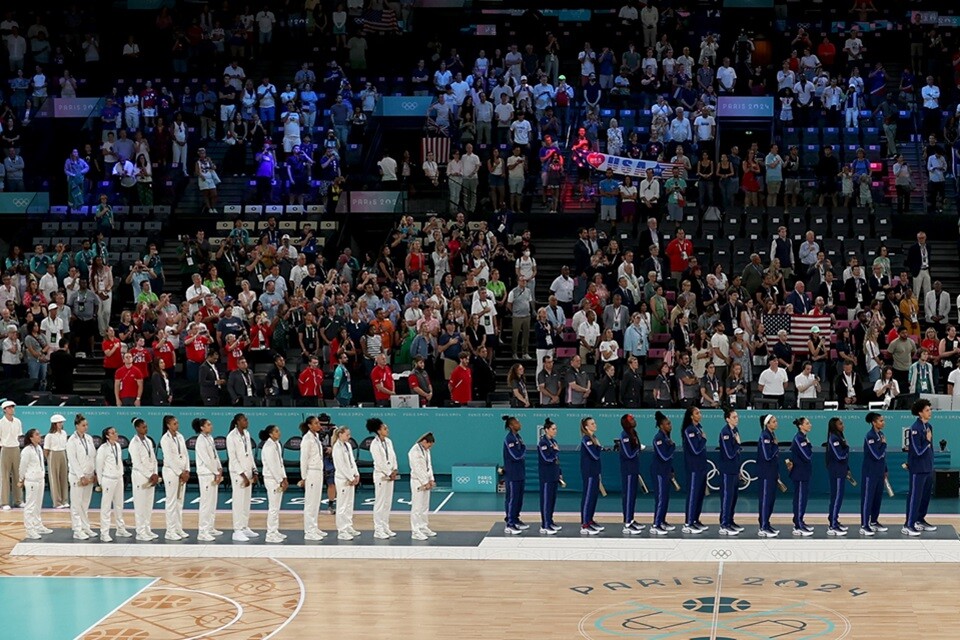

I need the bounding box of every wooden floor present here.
[2,511,960,639]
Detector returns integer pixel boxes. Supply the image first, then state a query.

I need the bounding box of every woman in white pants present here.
[408,433,437,540]
[259,425,288,543]
[298,415,328,540]
[160,415,190,540]
[66,414,97,539]
[367,418,398,539]
[332,426,360,540]
[19,429,51,539]
[129,417,159,541]
[192,418,223,541]
[43,415,69,509]
[226,413,258,541]
[95,427,130,541]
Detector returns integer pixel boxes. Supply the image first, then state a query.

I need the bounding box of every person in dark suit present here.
[471,346,496,403]
[228,357,261,406]
[866,264,891,302]
[637,218,663,257]
[641,245,667,285]
[816,271,842,315]
[784,281,812,314]
[905,231,931,302]
[198,349,225,406]
[151,359,173,406]
[833,360,861,409]
[842,266,867,321]
[573,228,592,275]
[719,291,744,336]
[264,354,296,405]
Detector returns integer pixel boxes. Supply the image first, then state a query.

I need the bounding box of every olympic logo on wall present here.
[705,460,757,492]
[401,101,419,111]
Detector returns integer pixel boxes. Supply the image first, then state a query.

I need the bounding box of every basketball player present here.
[718,408,744,536]
[67,414,98,539]
[860,412,888,537]
[618,414,644,534]
[18,429,51,539]
[95,427,130,541]
[260,425,287,543]
[130,417,160,541]
[502,415,527,535]
[332,426,361,540]
[367,418,399,539]
[538,419,562,535]
[789,417,813,537]
[299,415,329,540]
[192,417,223,541]
[681,406,708,534]
[903,398,936,536]
[579,417,603,536]
[227,413,259,541]
[409,432,437,541]
[650,411,676,535]
[825,417,850,536]
[160,415,190,540]
[756,414,781,538]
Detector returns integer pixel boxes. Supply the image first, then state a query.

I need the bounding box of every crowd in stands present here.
[1,2,960,412]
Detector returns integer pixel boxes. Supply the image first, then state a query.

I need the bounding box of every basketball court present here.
[3,496,960,639]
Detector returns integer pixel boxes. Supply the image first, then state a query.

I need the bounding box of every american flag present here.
[762,314,834,354]
[422,136,452,165]
[360,9,400,34]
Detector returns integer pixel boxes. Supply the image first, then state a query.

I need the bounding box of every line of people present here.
[3,402,439,543]
[504,398,938,538]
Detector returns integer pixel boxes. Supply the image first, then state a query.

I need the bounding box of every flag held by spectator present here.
[421,136,451,165]
[762,314,833,354]
[361,9,400,34]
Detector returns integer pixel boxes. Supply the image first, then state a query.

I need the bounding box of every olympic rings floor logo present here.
[706,460,756,492]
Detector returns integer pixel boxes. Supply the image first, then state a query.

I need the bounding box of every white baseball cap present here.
[50,414,65,423]
[1,400,15,409]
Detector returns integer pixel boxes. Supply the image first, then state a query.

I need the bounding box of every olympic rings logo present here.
[711,548,732,559]
[401,101,419,111]
[706,460,758,492]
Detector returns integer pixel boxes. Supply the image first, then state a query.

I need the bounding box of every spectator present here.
[757,356,788,408]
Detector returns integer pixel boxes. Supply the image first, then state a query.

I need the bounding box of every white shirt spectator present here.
[461,151,481,179]
[716,65,737,91]
[639,177,660,202]
[510,118,532,145]
[378,156,398,181]
[928,154,946,183]
[550,275,575,303]
[256,10,276,33]
[578,320,601,348]
[795,371,820,406]
[694,114,715,141]
[758,366,788,396]
[921,84,940,109]
[39,271,59,301]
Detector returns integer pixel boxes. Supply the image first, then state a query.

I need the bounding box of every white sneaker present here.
[1,505,10,511]
[16,502,25,508]
[682,524,704,534]
[265,534,284,543]
[580,526,599,535]
[649,525,668,536]
[385,529,397,537]
[242,528,258,537]
[422,528,437,537]
[412,531,428,541]
[827,527,847,537]
[304,532,325,541]
[504,525,522,535]
[622,524,642,535]
[211,529,224,536]
[197,533,215,542]
[793,527,813,537]
[55,504,68,510]
[73,531,89,540]
[347,528,361,536]
[39,527,53,534]
[115,529,132,538]
[870,522,888,532]
[917,521,938,531]
[147,531,159,540]
[540,527,558,535]
[758,528,779,538]
[25,531,41,540]
[337,532,355,540]
[164,532,182,541]
[515,522,530,530]
[61,502,69,508]
[278,532,288,539]
[901,526,921,537]
[838,524,849,532]
[719,526,739,536]
[136,534,153,541]
[84,529,97,538]
[176,530,189,538]
[100,534,113,542]
[662,523,676,531]
[549,524,562,532]
[231,532,249,542]
[859,527,875,537]
[374,531,391,540]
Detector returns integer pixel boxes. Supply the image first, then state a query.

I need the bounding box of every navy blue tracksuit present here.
[619,430,641,524]
[905,418,933,528]
[756,428,780,530]
[718,424,741,529]
[538,435,561,529]
[651,430,676,527]
[580,435,602,526]
[503,431,526,527]
[789,432,813,528]
[861,426,887,528]
[682,423,708,526]
[826,433,849,528]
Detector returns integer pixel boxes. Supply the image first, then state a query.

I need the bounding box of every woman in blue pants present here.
[825,416,850,536]
[537,418,561,535]
[682,406,708,534]
[579,417,603,535]
[618,414,645,534]
[718,407,744,536]
[757,414,781,537]
[650,411,676,535]
[789,416,814,536]
[502,415,527,535]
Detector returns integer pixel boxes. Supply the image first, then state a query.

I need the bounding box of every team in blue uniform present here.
[788,416,814,536]
[537,419,562,535]
[618,414,645,534]
[757,414,781,537]
[681,406,709,534]
[903,399,937,536]
[650,411,677,535]
[825,417,850,536]
[860,412,889,536]
[502,415,528,535]
[718,408,744,536]
[579,417,604,535]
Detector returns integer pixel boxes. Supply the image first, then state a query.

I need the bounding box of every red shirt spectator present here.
[371,358,395,402]
[152,335,177,370]
[225,337,248,372]
[103,335,123,370]
[250,320,273,351]
[665,234,694,274]
[817,38,837,67]
[448,355,473,404]
[114,356,144,405]
[129,344,152,378]
[298,361,325,399]
[186,331,211,364]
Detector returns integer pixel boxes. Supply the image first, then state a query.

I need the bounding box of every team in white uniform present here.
[367,418,399,539]
[192,418,224,541]
[408,433,438,540]
[226,413,259,541]
[332,426,361,540]
[129,418,160,541]
[259,425,288,543]
[18,429,51,539]
[66,414,97,539]
[298,415,329,540]
[160,416,190,540]
[95,427,130,541]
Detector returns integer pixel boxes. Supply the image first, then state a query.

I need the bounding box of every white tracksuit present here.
[95,441,127,534]
[408,443,435,534]
[160,431,189,535]
[67,432,96,534]
[260,438,286,536]
[19,444,46,535]
[129,435,158,537]
[370,436,398,534]
[299,430,325,536]
[226,428,257,532]
[195,433,222,535]
[333,440,358,533]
